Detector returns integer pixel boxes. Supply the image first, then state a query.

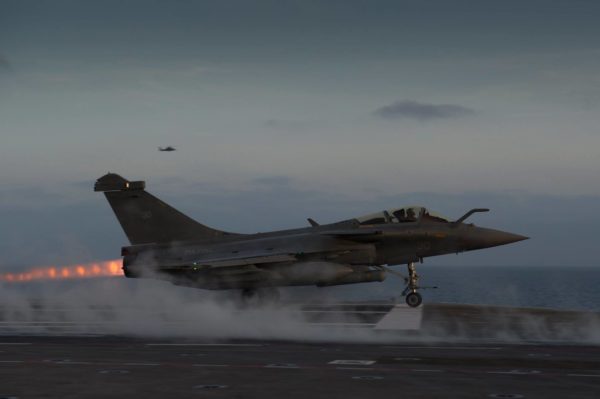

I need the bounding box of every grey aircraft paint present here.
[94,173,527,306]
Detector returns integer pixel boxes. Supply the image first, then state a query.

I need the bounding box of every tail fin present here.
[94,173,236,245]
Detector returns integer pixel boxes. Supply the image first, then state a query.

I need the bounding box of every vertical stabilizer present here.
[94,173,236,245]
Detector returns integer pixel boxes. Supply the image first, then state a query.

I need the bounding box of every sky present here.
[1,0,599,268]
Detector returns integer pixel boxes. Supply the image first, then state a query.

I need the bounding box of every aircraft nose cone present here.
[486,230,529,247]
[462,228,528,251]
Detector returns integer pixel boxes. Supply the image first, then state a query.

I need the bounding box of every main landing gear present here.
[402,262,422,308]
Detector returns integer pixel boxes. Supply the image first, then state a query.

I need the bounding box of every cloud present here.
[373,100,475,121]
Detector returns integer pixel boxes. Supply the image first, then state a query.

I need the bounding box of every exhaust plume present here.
[0,259,123,282]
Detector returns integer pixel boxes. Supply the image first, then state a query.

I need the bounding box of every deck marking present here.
[265,363,299,368]
[57,361,94,365]
[488,369,541,375]
[0,360,24,363]
[193,384,228,390]
[352,375,384,380]
[193,364,229,367]
[412,369,443,372]
[123,363,160,366]
[0,343,31,346]
[567,373,600,377]
[329,360,375,365]
[98,369,130,374]
[336,367,374,370]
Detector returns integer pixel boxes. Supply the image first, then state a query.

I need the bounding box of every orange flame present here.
[0,259,123,283]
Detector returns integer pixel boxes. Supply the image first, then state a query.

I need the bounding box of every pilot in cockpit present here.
[406,208,417,221]
[394,209,407,223]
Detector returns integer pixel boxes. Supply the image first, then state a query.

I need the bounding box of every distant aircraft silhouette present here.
[158,146,176,152]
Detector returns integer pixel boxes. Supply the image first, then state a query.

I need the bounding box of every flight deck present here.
[1,302,600,398]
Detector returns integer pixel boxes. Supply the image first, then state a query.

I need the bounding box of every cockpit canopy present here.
[356,206,451,225]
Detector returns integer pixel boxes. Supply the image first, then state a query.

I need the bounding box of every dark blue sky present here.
[1,1,599,268]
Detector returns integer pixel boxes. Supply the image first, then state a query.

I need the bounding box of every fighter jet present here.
[158,146,176,152]
[94,173,528,306]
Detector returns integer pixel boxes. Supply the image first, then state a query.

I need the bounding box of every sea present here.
[2,266,599,312]
[304,265,600,312]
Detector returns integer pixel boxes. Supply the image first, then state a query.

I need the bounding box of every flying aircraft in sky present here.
[158,146,176,152]
[94,173,528,306]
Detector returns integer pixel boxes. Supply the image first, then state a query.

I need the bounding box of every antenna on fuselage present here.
[307,218,319,227]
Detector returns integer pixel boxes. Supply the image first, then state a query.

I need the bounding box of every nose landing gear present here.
[402,262,422,307]
[377,262,427,307]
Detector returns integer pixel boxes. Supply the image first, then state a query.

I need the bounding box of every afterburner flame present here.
[0,259,123,283]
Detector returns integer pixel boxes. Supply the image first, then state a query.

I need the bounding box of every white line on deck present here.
[329,360,376,365]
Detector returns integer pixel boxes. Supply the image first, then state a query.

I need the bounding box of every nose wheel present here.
[405,292,422,307]
[378,262,433,308]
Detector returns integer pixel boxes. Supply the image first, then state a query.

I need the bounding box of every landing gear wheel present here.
[405,292,422,308]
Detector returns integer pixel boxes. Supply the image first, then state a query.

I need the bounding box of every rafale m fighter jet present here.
[95,173,528,307]
[158,146,176,152]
